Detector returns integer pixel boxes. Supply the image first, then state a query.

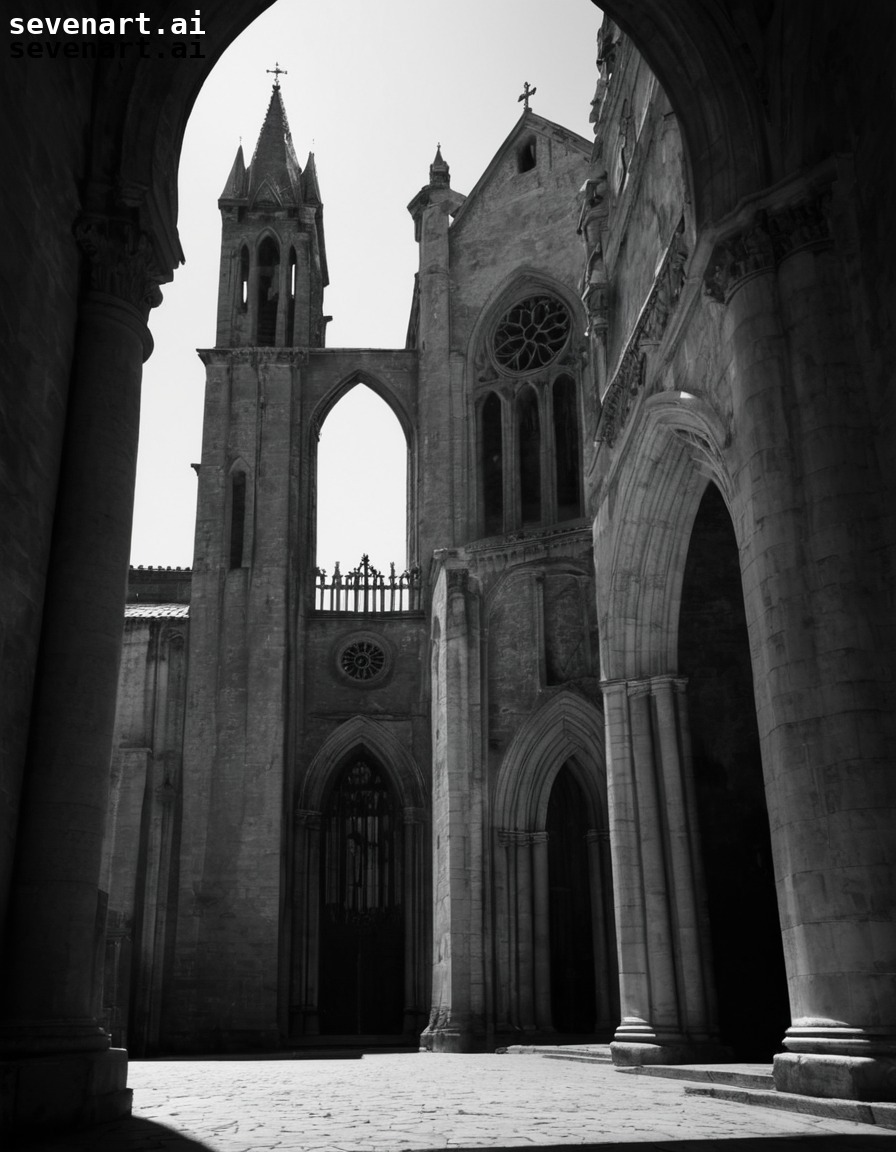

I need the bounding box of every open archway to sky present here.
[129,0,604,567]
[316,385,407,575]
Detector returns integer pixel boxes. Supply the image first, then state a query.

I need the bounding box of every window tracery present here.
[491,295,571,375]
[475,291,582,536]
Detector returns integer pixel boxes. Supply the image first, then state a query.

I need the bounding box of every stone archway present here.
[595,392,740,1063]
[492,691,617,1039]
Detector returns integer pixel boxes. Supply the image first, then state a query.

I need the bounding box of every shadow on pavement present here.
[8,1115,217,1152]
[8,1122,893,1151]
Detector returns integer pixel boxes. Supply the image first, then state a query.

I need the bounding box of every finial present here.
[267,62,288,88]
[518,81,537,111]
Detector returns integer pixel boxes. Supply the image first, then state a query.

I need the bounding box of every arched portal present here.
[679,483,789,1060]
[318,754,404,1036]
[493,692,617,1041]
[291,717,428,1043]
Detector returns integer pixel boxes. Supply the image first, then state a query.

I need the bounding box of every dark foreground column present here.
[709,182,896,1100]
[0,218,157,1133]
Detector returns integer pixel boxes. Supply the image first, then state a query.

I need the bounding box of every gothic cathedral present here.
[105,29,789,1068]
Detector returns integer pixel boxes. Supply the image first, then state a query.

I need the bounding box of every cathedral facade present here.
[3,3,896,1133]
[106,77,611,1055]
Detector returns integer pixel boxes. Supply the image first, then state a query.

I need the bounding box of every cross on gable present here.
[518,81,537,110]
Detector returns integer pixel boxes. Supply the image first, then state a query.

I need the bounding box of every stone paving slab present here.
[11,1052,896,1152]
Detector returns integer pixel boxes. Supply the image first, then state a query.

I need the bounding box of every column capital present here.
[294,808,322,828]
[403,806,426,825]
[703,189,832,305]
[74,214,164,317]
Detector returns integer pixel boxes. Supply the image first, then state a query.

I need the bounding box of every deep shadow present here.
[9,1115,217,1151]
[679,484,790,1061]
[13,1126,893,1152]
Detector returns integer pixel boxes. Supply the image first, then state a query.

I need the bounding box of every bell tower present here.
[215,78,328,349]
[170,79,330,1051]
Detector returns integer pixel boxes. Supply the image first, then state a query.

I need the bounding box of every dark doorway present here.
[678,483,789,1060]
[319,756,404,1035]
[547,763,596,1033]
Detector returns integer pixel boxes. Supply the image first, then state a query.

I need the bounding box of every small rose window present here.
[339,638,386,682]
[492,295,571,374]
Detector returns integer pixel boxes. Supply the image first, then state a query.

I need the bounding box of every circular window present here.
[335,632,391,686]
[492,295,571,374]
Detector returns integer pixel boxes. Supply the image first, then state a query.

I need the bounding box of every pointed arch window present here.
[481,392,504,535]
[476,290,581,536]
[318,754,405,1034]
[553,375,582,520]
[286,247,297,344]
[517,386,541,525]
[256,237,280,346]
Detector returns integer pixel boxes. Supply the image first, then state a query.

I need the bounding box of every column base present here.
[0,1047,131,1134]
[419,1018,487,1053]
[774,1052,896,1103]
[611,1041,733,1067]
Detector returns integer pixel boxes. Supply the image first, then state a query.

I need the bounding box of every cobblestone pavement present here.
[15,1052,896,1151]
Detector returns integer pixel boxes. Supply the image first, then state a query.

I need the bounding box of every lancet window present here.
[238,245,249,312]
[256,236,280,345]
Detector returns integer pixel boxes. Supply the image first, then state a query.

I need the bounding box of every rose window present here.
[492,295,571,374]
[339,639,386,681]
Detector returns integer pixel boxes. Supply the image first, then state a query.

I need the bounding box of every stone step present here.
[683,1083,896,1132]
[500,1044,614,1063]
[615,1063,774,1090]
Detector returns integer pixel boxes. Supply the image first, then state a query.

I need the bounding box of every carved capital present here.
[74,215,163,313]
[295,808,322,829]
[703,191,833,304]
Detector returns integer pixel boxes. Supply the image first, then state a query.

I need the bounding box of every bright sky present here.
[130,0,604,572]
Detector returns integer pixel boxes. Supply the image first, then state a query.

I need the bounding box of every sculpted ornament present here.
[704,191,832,303]
[597,219,688,447]
[74,216,163,313]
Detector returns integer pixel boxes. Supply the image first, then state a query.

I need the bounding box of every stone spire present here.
[219,143,246,201]
[244,84,303,207]
[302,151,322,205]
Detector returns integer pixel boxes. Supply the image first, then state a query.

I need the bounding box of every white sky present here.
[131,0,604,572]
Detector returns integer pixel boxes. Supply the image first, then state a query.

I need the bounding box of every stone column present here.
[421,566,485,1051]
[601,675,725,1066]
[0,216,159,1130]
[708,186,896,1100]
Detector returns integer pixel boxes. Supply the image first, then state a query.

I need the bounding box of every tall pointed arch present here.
[298,714,426,813]
[494,689,607,832]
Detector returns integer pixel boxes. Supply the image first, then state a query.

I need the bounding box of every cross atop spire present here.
[518,81,537,111]
[266,62,288,88]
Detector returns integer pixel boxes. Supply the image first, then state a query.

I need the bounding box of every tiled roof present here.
[125,603,190,619]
